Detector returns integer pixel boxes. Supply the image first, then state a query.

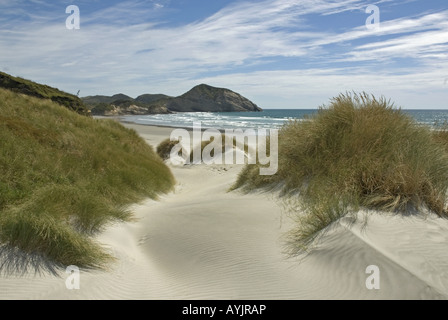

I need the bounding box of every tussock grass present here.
[0,88,175,273]
[157,134,254,164]
[431,128,448,152]
[157,138,181,160]
[189,134,227,163]
[189,134,253,164]
[232,92,448,254]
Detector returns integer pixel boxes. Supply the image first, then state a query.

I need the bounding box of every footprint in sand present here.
[138,234,152,246]
[208,166,230,174]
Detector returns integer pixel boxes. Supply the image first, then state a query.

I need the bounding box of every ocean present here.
[121,109,448,131]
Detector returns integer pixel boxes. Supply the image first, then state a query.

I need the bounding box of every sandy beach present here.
[1,122,448,300]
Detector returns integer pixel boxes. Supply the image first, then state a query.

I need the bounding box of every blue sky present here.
[0,0,447,109]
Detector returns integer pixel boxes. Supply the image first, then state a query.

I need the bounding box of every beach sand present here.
[1,122,448,300]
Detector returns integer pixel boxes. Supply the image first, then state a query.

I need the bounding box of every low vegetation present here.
[0,88,175,273]
[189,134,252,163]
[157,134,254,164]
[0,71,89,115]
[232,92,448,255]
[157,138,181,160]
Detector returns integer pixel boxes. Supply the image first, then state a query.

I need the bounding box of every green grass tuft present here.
[188,134,254,164]
[232,92,448,254]
[156,138,181,160]
[0,88,175,273]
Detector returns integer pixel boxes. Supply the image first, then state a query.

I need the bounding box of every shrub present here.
[232,92,448,254]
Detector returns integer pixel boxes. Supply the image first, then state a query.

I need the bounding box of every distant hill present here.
[166,84,261,112]
[0,71,89,116]
[82,94,134,105]
[135,94,171,104]
[84,84,261,115]
[83,94,172,116]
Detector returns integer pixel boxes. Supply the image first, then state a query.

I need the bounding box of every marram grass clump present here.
[0,88,175,273]
[232,92,448,254]
[157,138,180,160]
[188,134,253,164]
[157,134,254,164]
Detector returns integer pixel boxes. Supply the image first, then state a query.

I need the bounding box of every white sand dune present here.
[1,123,448,300]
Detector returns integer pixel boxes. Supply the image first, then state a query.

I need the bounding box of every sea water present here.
[121,109,448,130]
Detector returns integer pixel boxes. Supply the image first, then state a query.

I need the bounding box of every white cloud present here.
[192,64,448,109]
[0,0,446,108]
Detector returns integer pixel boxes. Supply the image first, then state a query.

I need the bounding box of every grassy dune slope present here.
[0,88,175,272]
[232,92,448,255]
[0,71,89,115]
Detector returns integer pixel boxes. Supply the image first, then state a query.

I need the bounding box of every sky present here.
[0,0,447,109]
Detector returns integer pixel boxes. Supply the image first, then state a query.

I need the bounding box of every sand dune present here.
[1,123,447,300]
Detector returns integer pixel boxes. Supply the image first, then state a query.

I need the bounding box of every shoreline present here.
[97,116,236,133]
[94,111,448,134]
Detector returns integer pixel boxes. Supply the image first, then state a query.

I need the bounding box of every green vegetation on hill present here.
[82,84,261,114]
[0,71,89,116]
[87,102,116,115]
[135,93,171,104]
[82,94,134,106]
[83,95,172,115]
[167,84,262,112]
[180,84,222,99]
[232,92,448,255]
[0,88,175,272]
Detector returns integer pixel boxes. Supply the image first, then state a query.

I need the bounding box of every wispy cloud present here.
[194,62,448,109]
[0,0,446,108]
[339,11,448,62]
